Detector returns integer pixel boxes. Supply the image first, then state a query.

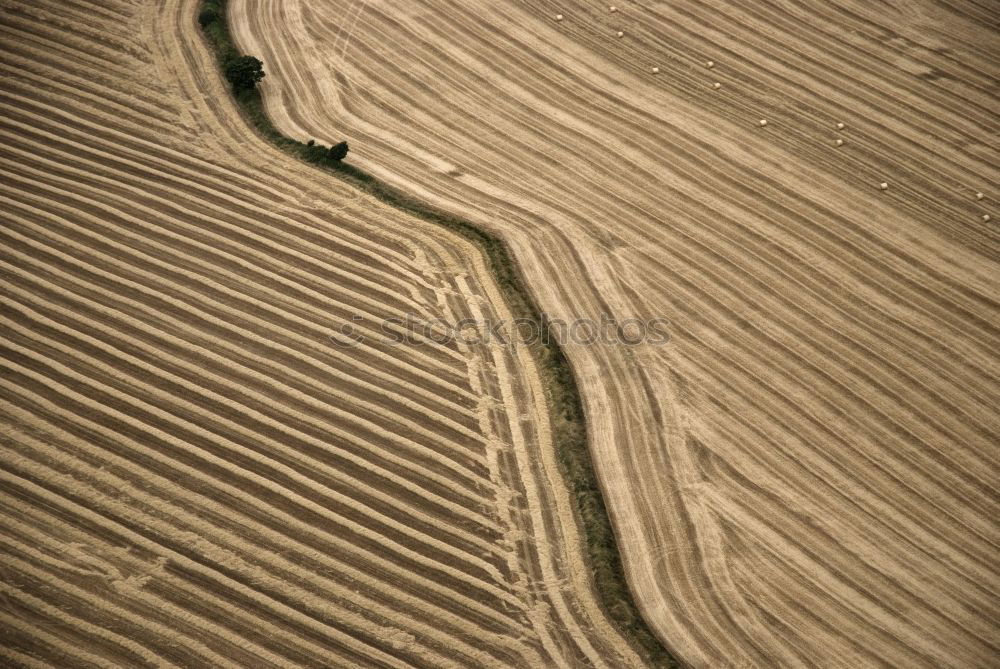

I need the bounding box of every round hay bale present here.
[983,214,992,222]
[879,182,889,190]
[712,81,722,89]
[609,5,618,11]
[759,119,768,127]
[616,30,624,37]
[556,13,564,21]
[706,60,715,68]
[975,192,984,200]
[652,66,660,74]
[836,122,845,130]
[835,138,844,146]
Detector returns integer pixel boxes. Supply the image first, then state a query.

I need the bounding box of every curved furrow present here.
[0,177,487,462]
[0,384,536,667]
[232,0,1000,666]
[0,548,286,669]
[288,3,1000,340]
[0,98,447,326]
[0,470,403,668]
[0,426,537,667]
[0,573,183,669]
[669,346,999,553]
[318,3,1000,496]
[0,298,511,575]
[0,229,496,505]
[694,395,1000,596]
[0,0,651,665]
[0,268,504,554]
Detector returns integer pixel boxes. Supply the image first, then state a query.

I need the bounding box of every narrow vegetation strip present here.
[198,2,679,666]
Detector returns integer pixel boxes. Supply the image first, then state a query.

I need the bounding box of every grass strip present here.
[198,2,680,665]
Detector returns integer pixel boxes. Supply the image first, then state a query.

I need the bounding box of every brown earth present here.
[0,0,646,666]
[228,0,1000,667]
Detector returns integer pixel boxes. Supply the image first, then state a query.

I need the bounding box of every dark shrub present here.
[198,7,219,26]
[329,141,349,161]
[224,55,265,92]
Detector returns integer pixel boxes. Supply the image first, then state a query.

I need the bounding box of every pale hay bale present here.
[879,182,889,190]
[712,82,722,89]
[975,192,984,200]
[617,30,624,37]
[835,139,844,146]
[652,66,660,74]
[836,122,845,130]
[610,5,618,11]
[706,60,715,68]
[983,214,992,222]
[556,14,564,21]
[759,119,768,127]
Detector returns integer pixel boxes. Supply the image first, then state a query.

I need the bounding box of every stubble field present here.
[0,0,649,666]
[229,0,1000,667]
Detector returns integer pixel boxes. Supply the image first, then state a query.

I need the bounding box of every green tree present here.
[329,141,349,161]
[224,55,265,92]
[198,7,219,27]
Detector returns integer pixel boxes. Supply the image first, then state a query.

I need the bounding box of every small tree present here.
[225,55,265,92]
[306,139,316,147]
[198,7,219,27]
[329,141,349,161]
